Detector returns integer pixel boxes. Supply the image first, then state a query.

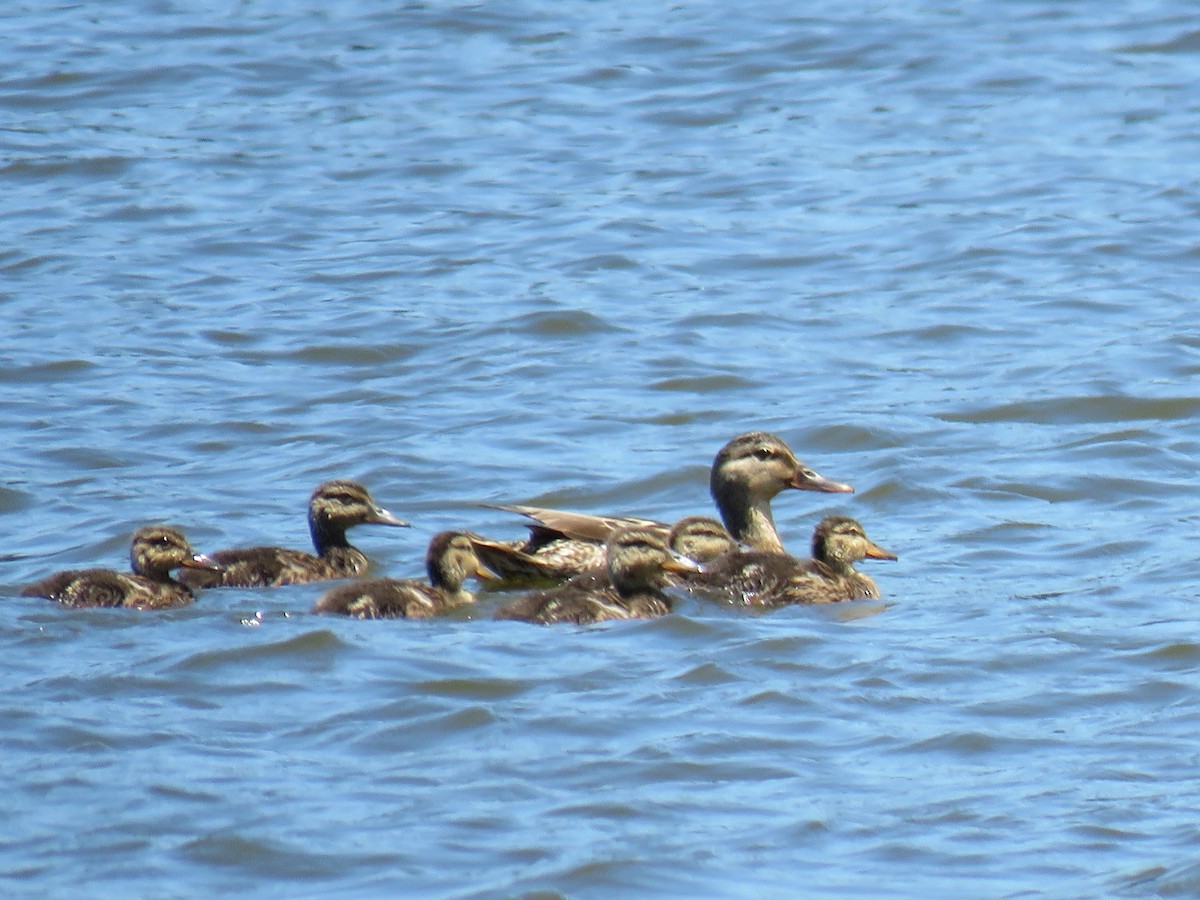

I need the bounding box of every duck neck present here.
[822,558,857,579]
[132,552,177,583]
[610,565,667,602]
[441,586,475,608]
[428,557,465,595]
[310,513,350,557]
[429,565,474,608]
[719,493,785,552]
[614,580,648,601]
[140,564,179,584]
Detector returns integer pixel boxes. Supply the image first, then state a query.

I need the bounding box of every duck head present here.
[710,432,852,551]
[130,525,221,579]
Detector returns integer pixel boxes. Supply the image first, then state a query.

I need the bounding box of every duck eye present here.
[754,447,775,461]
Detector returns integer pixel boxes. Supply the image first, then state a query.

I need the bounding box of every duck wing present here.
[484,504,664,545]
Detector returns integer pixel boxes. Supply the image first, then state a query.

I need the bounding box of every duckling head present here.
[130,525,221,579]
[426,531,497,591]
[811,516,897,571]
[308,480,408,546]
[606,526,698,593]
[667,516,737,564]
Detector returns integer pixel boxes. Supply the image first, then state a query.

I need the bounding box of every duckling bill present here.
[21,525,221,610]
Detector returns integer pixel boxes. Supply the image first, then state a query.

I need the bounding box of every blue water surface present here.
[3,1,1200,896]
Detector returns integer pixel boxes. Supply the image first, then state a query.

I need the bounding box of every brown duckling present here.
[313,531,494,619]
[682,515,897,607]
[472,431,852,584]
[181,479,407,588]
[805,516,897,601]
[494,525,698,625]
[665,515,739,565]
[21,525,221,610]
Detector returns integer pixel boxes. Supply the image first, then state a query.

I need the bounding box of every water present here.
[3,0,1200,895]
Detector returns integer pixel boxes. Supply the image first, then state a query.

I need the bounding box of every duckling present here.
[180,480,407,588]
[21,525,221,610]
[472,431,852,583]
[313,531,494,619]
[805,516,897,601]
[494,525,698,625]
[684,515,897,607]
[665,516,739,565]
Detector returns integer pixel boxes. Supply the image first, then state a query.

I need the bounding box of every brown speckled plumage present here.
[494,526,697,625]
[473,432,853,584]
[681,515,897,607]
[665,516,739,564]
[313,531,493,619]
[467,507,636,584]
[21,525,221,610]
[180,480,407,588]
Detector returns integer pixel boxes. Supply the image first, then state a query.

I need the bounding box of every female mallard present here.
[680,515,897,607]
[181,479,407,588]
[313,531,494,619]
[494,525,698,625]
[471,431,852,583]
[21,525,222,610]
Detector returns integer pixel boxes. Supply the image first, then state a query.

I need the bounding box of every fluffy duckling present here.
[666,516,739,565]
[313,531,494,619]
[181,480,407,588]
[472,431,852,583]
[21,525,221,610]
[494,525,698,625]
[684,515,897,607]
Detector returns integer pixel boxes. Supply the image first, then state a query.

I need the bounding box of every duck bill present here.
[370,506,410,527]
[183,553,224,572]
[662,555,701,575]
[473,563,499,582]
[789,467,854,494]
[864,541,898,562]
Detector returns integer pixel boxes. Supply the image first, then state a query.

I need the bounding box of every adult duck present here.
[21,525,221,610]
[181,479,407,588]
[471,431,852,583]
[313,531,494,619]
